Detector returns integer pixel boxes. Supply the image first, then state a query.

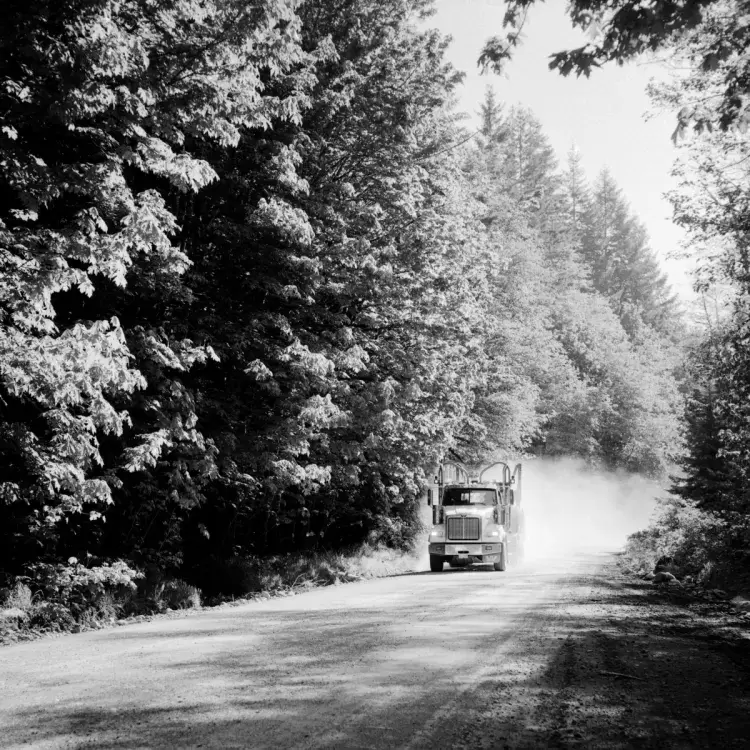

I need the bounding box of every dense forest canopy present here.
[0,0,686,592]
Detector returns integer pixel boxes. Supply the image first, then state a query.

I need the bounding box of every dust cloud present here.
[416,457,663,566]
[520,457,663,558]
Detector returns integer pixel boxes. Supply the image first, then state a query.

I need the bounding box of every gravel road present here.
[2,551,750,749]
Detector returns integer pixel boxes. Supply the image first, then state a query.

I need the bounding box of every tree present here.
[463,95,683,475]
[672,358,730,510]
[579,170,679,338]
[0,0,317,571]
[561,146,591,235]
[645,6,750,519]
[478,86,506,145]
[160,0,491,557]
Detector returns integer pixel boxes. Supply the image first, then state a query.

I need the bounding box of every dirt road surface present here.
[3,551,750,749]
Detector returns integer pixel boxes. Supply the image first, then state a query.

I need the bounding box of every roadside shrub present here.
[136,563,167,604]
[224,557,263,596]
[191,529,429,603]
[196,556,262,599]
[346,542,425,578]
[0,607,29,627]
[0,582,34,635]
[623,497,730,579]
[259,571,285,591]
[161,579,201,609]
[271,551,351,589]
[263,543,425,591]
[1,581,33,611]
[622,526,663,575]
[309,560,341,586]
[28,601,76,631]
[94,592,119,620]
[25,559,143,621]
[370,513,422,552]
[696,560,716,586]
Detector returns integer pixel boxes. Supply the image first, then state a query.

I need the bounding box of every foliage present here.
[173,0,485,556]
[580,170,680,339]
[622,494,750,588]
[1,581,33,611]
[213,542,428,596]
[0,0,319,571]
[479,0,750,133]
[641,3,750,548]
[28,602,77,631]
[534,0,750,579]
[0,0,685,612]
[159,579,201,610]
[24,559,141,619]
[463,90,684,475]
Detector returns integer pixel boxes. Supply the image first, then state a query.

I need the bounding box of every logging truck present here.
[427,460,524,573]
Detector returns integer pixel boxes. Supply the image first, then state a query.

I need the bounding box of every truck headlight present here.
[486,529,500,537]
[430,529,445,539]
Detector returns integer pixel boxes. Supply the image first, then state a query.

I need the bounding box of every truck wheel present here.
[493,544,507,572]
[430,555,444,572]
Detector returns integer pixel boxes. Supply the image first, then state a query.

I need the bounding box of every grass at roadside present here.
[250,542,428,594]
[0,541,428,646]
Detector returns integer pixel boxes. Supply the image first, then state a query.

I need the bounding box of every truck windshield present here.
[442,488,496,506]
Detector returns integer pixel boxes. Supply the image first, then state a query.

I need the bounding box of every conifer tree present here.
[478,86,506,146]
[562,146,590,236]
[582,171,679,338]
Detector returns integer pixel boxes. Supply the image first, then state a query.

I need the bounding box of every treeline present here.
[0,0,682,592]
[645,0,750,581]
[491,0,750,581]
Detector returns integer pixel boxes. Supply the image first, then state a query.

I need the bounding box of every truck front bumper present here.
[429,543,503,562]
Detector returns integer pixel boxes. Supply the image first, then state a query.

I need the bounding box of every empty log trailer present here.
[427,461,524,572]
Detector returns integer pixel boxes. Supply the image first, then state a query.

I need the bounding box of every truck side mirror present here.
[509,489,515,505]
[427,488,433,506]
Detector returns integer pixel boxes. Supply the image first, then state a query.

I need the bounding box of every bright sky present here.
[428,0,695,300]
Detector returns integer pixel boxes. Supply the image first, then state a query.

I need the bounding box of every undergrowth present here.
[621,495,750,591]
[1,541,426,644]
[266,543,426,592]
[198,542,427,604]
[0,559,201,644]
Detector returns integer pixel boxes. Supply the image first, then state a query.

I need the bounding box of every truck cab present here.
[427,461,524,573]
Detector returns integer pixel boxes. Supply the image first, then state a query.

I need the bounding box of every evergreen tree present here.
[582,170,679,339]
[562,146,590,237]
[478,86,506,146]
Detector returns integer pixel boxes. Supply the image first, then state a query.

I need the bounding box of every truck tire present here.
[430,555,444,572]
[493,544,507,572]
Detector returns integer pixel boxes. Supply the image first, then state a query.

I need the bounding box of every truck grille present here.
[447,516,480,540]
